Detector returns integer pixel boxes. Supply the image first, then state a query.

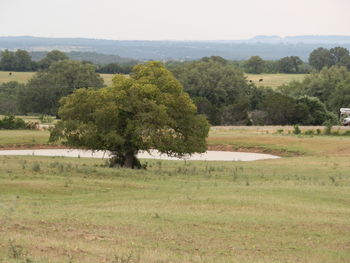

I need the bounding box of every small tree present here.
[309,47,333,71]
[50,62,210,168]
[18,60,104,115]
[39,50,69,69]
[245,56,265,74]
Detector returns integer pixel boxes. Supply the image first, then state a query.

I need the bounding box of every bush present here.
[0,115,26,129]
[304,129,315,135]
[293,125,301,135]
[323,121,333,135]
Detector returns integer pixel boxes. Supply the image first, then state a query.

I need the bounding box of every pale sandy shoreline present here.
[0,149,280,162]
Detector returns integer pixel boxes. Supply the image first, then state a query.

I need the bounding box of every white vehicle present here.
[340,108,350,126]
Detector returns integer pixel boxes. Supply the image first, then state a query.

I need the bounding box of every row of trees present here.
[3,46,350,75]
[0,49,69,71]
[0,59,104,115]
[0,55,345,126]
[309,47,350,71]
[96,63,134,74]
[278,66,350,114]
[242,46,350,74]
[171,56,335,125]
[0,49,138,74]
[241,55,310,74]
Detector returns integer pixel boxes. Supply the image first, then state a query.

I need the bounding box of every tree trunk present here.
[123,152,135,168]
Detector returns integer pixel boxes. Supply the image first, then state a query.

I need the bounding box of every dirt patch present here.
[0,144,67,150]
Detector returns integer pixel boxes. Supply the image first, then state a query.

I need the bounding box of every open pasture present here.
[245,73,308,88]
[0,71,34,84]
[0,127,350,262]
[0,71,308,88]
[0,71,114,86]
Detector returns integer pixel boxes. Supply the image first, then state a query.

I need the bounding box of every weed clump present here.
[31,162,40,172]
[293,125,301,135]
[8,239,24,259]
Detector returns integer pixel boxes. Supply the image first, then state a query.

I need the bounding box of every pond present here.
[0,149,280,162]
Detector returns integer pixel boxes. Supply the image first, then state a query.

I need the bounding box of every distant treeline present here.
[170,56,340,126]
[167,46,350,74]
[1,48,350,126]
[0,49,137,73]
[1,46,350,74]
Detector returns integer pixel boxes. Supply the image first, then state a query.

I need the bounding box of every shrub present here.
[293,125,301,135]
[0,115,26,129]
[304,129,314,135]
[31,162,41,172]
[323,121,333,135]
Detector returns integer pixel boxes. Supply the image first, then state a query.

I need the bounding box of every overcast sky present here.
[1,0,349,40]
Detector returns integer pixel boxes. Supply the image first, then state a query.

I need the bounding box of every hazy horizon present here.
[1,0,349,41]
[2,34,350,42]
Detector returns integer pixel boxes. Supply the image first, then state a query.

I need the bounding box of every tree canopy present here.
[18,60,104,115]
[278,66,350,115]
[0,49,34,71]
[309,47,350,71]
[277,56,303,73]
[172,56,253,125]
[50,62,210,168]
[244,56,265,74]
[38,50,69,69]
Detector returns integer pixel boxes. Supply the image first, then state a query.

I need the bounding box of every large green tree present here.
[0,81,24,114]
[244,56,265,74]
[172,56,252,125]
[18,60,104,115]
[278,66,350,115]
[277,56,303,73]
[50,62,210,168]
[0,49,15,70]
[0,49,35,71]
[14,50,32,71]
[39,50,69,69]
[309,47,334,71]
[330,47,350,65]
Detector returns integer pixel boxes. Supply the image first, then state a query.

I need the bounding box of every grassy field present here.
[0,71,307,88]
[0,71,114,87]
[0,71,35,84]
[0,130,51,148]
[0,127,350,262]
[246,73,307,89]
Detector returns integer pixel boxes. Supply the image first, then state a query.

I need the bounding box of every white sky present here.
[1,0,349,40]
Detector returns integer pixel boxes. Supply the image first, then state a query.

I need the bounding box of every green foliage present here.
[278,66,350,114]
[309,46,350,71]
[50,62,210,168]
[18,60,104,115]
[323,121,333,135]
[172,56,253,125]
[38,50,68,69]
[249,88,335,125]
[31,162,41,172]
[330,47,350,65]
[97,63,135,74]
[293,125,301,135]
[259,89,307,125]
[0,115,26,129]
[0,49,36,71]
[295,96,337,125]
[309,47,334,71]
[277,56,303,73]
[244,56,265,74]
[0,81,24,114]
